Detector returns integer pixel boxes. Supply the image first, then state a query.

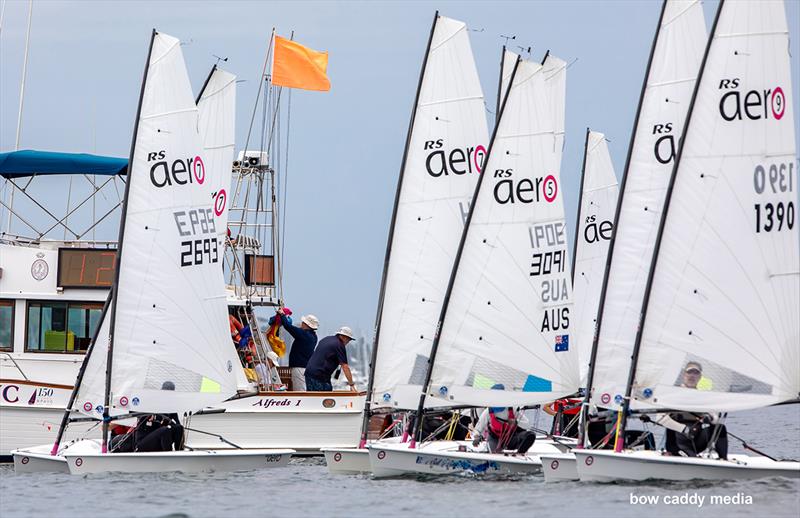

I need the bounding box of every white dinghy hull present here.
[541,452,578,482]
[323,447,371,475]
[323,437,447,475]
[367,441,571,478]
[574,449,800,482]
[59,440,294,475]
[12,444,69,473]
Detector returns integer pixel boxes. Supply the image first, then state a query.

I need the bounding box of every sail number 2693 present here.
[180,238,219,266]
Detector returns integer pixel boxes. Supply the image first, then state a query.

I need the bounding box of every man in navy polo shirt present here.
[272,308,318,391]
[305,326,358,392]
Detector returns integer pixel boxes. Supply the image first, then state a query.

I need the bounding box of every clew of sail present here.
[631,0,799,412]
[427,54,579,408]
[589,0,707,410]
[573,131,619,386]
[369,15,489,410]
[76,32,243,416]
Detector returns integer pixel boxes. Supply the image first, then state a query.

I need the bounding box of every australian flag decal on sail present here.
[554,335,569,352]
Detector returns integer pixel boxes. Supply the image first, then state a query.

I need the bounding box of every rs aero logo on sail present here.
[423,139,486,178]
[147,150,206,188]
[718,78,786,121]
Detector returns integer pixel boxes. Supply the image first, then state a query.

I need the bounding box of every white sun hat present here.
[336,326,355,340]
[301,314,319,330]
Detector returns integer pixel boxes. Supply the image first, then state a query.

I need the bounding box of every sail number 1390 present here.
[753,161,795,233]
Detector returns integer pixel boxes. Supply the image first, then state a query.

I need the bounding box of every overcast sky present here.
[1,0,798,337]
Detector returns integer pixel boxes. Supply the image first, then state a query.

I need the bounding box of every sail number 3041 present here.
[753,161,794,233]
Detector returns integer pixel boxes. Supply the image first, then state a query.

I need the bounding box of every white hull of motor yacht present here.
[367,439,569,478]
[573,449,800,482]
[183,391,365,454]
[1,385,364,458]
[541,452,579,482]
[0,380,101,459]
[43,439,296,474]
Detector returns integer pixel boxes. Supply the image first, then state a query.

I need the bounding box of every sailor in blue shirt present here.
[270,308,318,391]
[305,326,358,392]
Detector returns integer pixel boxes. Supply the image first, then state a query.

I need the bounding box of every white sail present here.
[196,66,249,391]
[573,131,619,386]
[197,66,236,239]
[631,0,799,412]
[427,54,579,408]
[498,49,518,114]
[75,302,114,417]
[370,15,489,410]
[589,0,706,409]
[76,32,243,415]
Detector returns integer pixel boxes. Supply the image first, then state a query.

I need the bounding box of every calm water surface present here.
[1,406,798,518]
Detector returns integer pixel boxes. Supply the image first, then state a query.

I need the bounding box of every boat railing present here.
[0,233,117,249]
[0,352,30,381]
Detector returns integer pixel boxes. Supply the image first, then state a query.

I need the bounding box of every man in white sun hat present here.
[273,307,318,391]
[304,326,358,392]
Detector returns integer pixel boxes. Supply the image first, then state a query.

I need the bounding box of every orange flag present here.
[272,35,331,91]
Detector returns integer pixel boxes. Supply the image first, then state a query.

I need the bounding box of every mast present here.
[570,127,591,284]
[195,64,217,105]
[614,0,724,451]
[409,55,523,447]
[358,11,439,449]
[6,0,33,232]
[101,28,157,453]
[50,293,112,455]
[495,45,505,121]
[576,0,667,449]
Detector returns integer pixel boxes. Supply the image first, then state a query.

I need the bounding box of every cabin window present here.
[0,300,13,351]
[25,301,103,353]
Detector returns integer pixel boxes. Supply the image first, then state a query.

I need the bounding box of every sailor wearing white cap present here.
[304,326,358,392]
[273,307,318,391]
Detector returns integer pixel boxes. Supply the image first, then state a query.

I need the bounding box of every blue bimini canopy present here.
[0,149,128,179]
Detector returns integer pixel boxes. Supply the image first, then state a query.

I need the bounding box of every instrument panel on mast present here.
[57,248,118,289]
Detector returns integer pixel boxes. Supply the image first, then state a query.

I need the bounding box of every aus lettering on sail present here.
[523,173,570,335]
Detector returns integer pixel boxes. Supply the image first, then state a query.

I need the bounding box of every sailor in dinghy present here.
[322,12,492,474]
[369,50,580,479]
[575,0,800,482]
[12,30,295,474]
[541,0,708,483]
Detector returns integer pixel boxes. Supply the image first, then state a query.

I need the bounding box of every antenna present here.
[212,54,228,66]
[500,34,515,46]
